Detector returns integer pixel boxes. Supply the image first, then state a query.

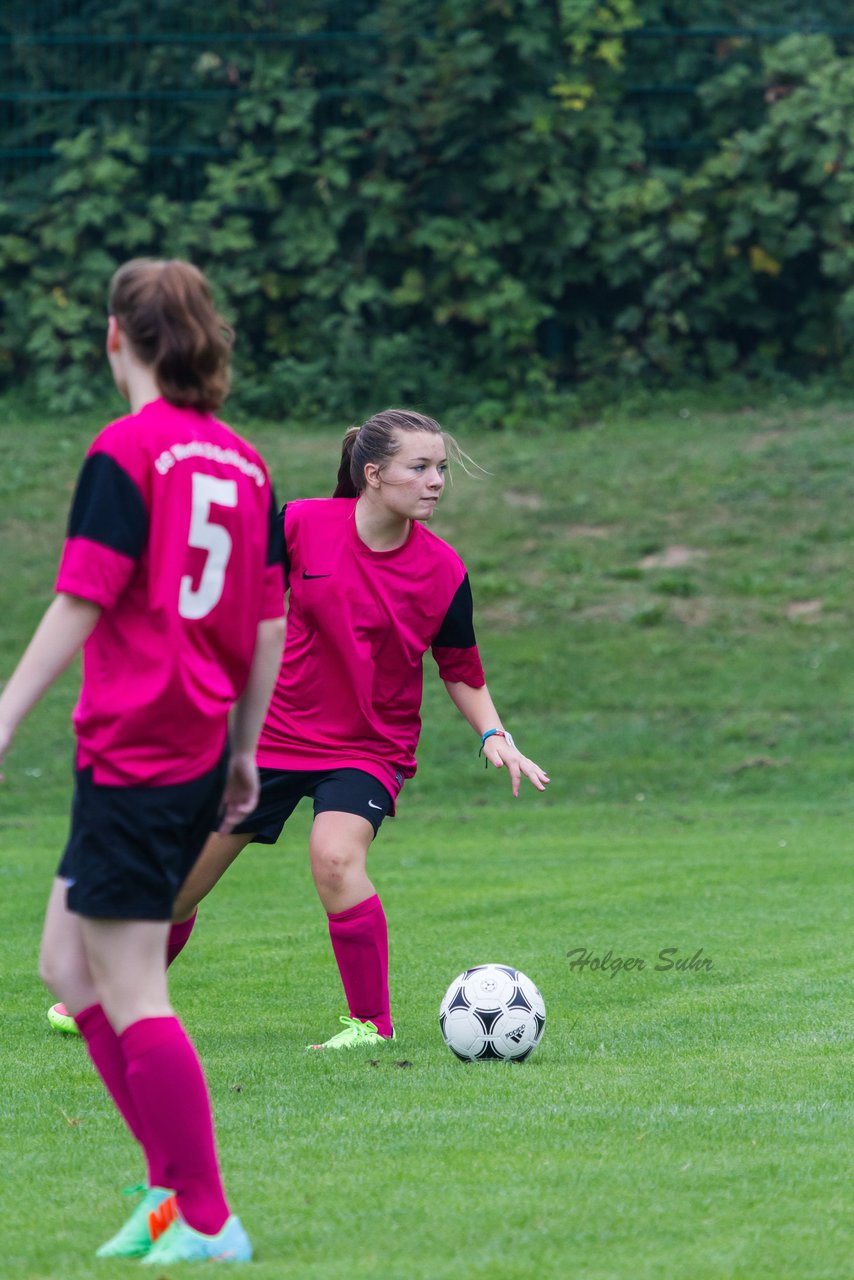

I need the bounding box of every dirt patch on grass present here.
[567,524,611,538]
[639,545,708,569]
[744,429,789,452]
[573,602,624,622]
[504,489,544,510]
[726,754,791,774]
[785,599,823,623]
[671,599,712,627]
[478,599,529,628]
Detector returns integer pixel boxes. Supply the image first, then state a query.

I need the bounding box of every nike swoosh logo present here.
[368,800,383,811]
[302,570,331,579]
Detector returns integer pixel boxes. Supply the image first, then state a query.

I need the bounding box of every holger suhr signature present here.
[566,946,713,978]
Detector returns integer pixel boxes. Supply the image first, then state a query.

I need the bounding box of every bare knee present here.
[39,936,92,1007]
[39,934,65,992]
[37,945,57,993]
[309,814,376,913]
[310,839,359,897]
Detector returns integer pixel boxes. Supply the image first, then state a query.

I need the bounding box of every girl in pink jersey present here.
[172,408,550,1050]
[0,259,285,1264]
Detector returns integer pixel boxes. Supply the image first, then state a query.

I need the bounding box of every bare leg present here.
[40,877,98,1014]
[172,831,255,921]
[309,811,392,1037]
[41,877,170,1031]
[309,811,375,913]
[78,917,171,1034]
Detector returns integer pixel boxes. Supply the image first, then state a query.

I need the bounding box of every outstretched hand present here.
[482,736,550,798]
[218,752,260,834]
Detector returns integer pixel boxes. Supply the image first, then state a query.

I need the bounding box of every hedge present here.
[1,1,853,416]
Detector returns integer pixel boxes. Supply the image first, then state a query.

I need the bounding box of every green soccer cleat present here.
[47,1002,80,1035]
[95,1184,177,1259]
[307,1015,396,1050]
[140,1213,252,1265]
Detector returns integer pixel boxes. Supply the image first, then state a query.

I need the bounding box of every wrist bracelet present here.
[478,728,515,767]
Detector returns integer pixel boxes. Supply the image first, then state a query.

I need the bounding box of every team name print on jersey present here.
[154,440,266,486]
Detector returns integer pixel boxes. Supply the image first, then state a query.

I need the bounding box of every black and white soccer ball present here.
[439,964,546,1062]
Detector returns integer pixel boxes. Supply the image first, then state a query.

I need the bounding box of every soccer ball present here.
[438,964,546,1062]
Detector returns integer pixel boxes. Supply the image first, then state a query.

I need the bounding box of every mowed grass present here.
[1,390,853,1278]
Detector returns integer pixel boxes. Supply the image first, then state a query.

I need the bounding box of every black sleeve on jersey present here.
[433,573,477,648]
[67,452,148,558]
[278,502,291,578]
[267,488,286,568]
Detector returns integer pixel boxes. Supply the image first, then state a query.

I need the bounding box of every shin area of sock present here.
[77,1002,166,1187]
[327,893,392,1037]
[120,1015,229,1236]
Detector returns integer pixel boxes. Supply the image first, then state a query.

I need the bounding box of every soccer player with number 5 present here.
[0,259,285,1264]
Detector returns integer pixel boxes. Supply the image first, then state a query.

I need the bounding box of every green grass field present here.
[1,391,853,1278]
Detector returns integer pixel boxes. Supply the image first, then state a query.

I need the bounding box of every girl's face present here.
[368,430,448,521]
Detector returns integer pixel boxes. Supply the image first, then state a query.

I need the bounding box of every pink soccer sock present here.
[76,1003,167,1188]
[327,894,392,1037]
[121,1016,229,1236]
[167,909,197,967]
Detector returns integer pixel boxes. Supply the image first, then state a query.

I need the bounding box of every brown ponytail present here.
[334,426,362,498]
[108,258,233,413]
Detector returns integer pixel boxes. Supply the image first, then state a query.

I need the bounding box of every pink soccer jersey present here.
[55,398,285,785]
[257,497,485,801]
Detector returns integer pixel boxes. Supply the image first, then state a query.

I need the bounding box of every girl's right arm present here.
[0,593,102,778]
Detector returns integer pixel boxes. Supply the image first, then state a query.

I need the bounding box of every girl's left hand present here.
[482,737,550,797]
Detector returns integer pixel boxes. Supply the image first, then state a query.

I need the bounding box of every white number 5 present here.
[179,472,238,620]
